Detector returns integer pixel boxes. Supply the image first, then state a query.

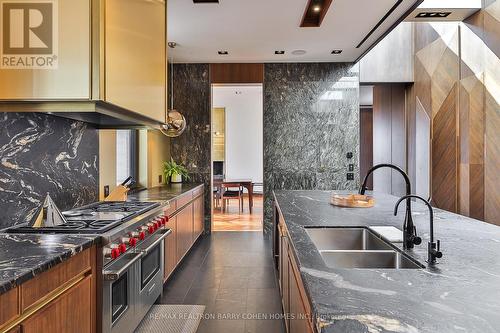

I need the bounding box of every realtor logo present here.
[1,0,58,69]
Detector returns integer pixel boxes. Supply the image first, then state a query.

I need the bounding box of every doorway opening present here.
[211,84,264,231]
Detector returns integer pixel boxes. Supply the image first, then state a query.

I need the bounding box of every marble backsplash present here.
[263,63,360,232]
[168,64,212,232]
[0,113,99,229]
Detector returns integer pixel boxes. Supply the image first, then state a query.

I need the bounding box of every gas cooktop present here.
[7,201,160,234]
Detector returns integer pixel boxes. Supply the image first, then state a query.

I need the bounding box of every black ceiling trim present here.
[193,0,219,3]
[355,0,403,49]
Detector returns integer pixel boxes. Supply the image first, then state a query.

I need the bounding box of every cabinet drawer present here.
[0,287,19,327]
[164,199,177,217]
[192,187,203,198]
[176,193,192,209]
[21,249,91,311]
[21,275,92,333]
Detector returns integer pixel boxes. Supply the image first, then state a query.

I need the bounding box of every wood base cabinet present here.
[193,194,204,240]
[0,247,96,333]
[277,212,314,333]
[176,203,194,262]
[21,275,92,333]
[163,186,205,283]
[164,216,178,281]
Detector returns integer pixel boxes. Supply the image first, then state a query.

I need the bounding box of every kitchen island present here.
[274,190,500,333]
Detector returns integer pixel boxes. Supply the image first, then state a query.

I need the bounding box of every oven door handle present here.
[139,229,171,255]
[102,252,143,281]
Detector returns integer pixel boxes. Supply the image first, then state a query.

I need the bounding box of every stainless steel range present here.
[7,200,172,333]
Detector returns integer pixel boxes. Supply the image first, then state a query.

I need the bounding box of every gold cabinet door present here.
[105,0,166,122]
[0,0,91,99]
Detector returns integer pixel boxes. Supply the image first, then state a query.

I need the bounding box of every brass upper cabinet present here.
[105,0,166,123]
[0,0,166,125]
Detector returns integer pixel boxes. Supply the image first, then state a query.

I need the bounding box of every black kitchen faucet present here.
[359,163,422,249]
[394,195,443,264]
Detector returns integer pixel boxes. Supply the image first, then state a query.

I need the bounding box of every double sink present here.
[305,227,424,269]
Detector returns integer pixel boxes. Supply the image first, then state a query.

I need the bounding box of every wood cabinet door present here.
[164,216,177,281]
[289,261,308,333]
[280,233,290,332]
[105,0,166,122]
[193,196,204,239]
[21,275,92,333]
[176,204,193,262]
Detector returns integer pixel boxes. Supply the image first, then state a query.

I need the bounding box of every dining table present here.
[220,179,254,213]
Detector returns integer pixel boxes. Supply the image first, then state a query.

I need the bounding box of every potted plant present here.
[163,158,190,184]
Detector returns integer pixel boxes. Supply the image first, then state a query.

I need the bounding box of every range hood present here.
[0,100,163,129]
[0,0,167,129]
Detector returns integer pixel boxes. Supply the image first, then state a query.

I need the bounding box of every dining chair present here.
[213,177,223,209]
[222,183,244,213]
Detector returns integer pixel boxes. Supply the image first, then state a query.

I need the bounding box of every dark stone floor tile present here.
[197,318,245,333]
[183,287,218,306]
[246,288,283,314]
[216,288,247,303]
[244,318,285,333]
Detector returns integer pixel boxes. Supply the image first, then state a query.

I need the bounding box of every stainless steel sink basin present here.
[305,227,393,251]
[319,250,422,269]
[305,227,423,269]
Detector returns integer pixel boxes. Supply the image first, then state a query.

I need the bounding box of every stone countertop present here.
[0,234,100,295]
[127,183,204,202]
[273,190,500,333]
[0,184,203,296]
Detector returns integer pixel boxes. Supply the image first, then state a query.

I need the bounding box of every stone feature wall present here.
[0,113,99,229]
[168,64,212,232]
[263,63,360,232]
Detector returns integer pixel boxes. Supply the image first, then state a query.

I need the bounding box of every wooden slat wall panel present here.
[373,84,407,196]
[360,108,373,189]
[210,63,264,84]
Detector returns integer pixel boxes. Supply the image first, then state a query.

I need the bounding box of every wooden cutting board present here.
[330,193,374,208]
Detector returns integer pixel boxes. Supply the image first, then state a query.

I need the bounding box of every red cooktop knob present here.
[118,243,127,254]
[111,248,120,259]
[129,238,137,247]
[164,216,169,223]
[148,225,154,234]
[139,231,145,240]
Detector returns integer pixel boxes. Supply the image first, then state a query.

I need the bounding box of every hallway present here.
[212,194,263,231]
[159,232,284,333]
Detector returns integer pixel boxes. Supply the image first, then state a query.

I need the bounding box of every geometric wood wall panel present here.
[431,84,458,212]
[485,88,500,225]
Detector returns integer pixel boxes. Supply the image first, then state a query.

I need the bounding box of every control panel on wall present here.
[346,152,354,181]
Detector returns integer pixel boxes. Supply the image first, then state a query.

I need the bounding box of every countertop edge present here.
[0,236,100,295]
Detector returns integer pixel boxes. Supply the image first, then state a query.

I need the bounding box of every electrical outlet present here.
[348,164,354,171]
[104,185,110,197]
[158,174,163,184]
[347,173,354,181]
[346,152,353,159]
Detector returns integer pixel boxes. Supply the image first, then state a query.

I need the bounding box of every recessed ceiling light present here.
[331,49,343,54]
[313,5,321,12]
[218,51,228,55]
[416,12,451,18]
[291,50,306,56]
[275,50,285,55]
